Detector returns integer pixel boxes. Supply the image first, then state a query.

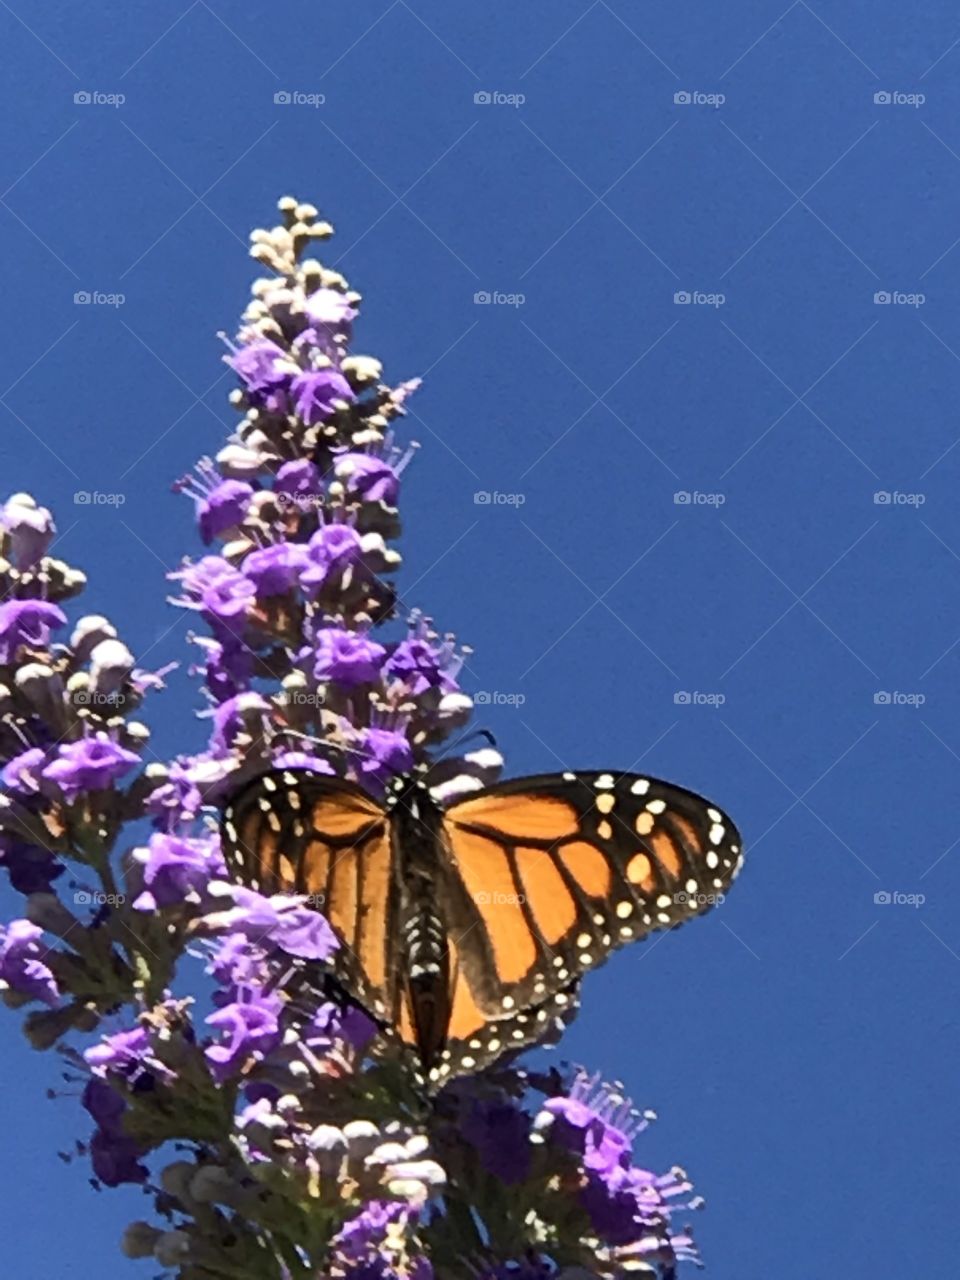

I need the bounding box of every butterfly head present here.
[384,769,430,810]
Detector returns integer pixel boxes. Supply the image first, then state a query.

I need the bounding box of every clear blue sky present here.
[1,2,958,1275]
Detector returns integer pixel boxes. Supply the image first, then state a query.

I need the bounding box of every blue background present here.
[1,2,958,1275]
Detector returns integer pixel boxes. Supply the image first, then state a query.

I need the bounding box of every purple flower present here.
[357,728,413,791]
[313,628,385,688]
[2,746,47,794]
[207,933,268,991]
[384,637,460,697]
[197,479,254,545]
[192,634,254,703]
[291,367,355,426]
[133,833,226,910]
[84,1025,173,1087]
[172,556,256,622]
[205,988,283,1081]
[303,288,357,332]
[0,919,59,1006]
[334,452,400,506]
[205,884,339,962]
[225,337,292,412]
[208,692,271,757]
[300,524,363,595]
[462,1098,532,1183]
[243,542,306,597]
[82,1080,148,1187]
[334,1200,406,1262]
[0,600,66,664]
[269,750,335,775]
[42,733,140,801]
[275,458,323,505]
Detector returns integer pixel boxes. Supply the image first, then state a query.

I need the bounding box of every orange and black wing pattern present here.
[434,770,743,1058]
[221,770,398,1024]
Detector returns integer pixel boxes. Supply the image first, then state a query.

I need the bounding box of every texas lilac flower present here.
[192,633,254,702]
[82,1080,149,1187]
[2,746,46,793]
[171,556,256,622]
[291,366,355,425]
[207,933,269,991]
[275,457,323,505]
[224,336,293,411]
[300,523,363,594]
[334,1200,407,1262]
[208,692,271,756]
[304,286,357,333]
[0,919,59,1006]
[203,884,339,962]
[334,452,401,505]
[205,988,283,1081]
[269,749,335,775]
[196,478,254,544]
[313,627,386,687]
[0,599,66,663]
[42,733,140,800]
[0,493,55,567]
[357,727,413,791]
[384,636,461,697]
[84,1025,174,1087]
[132,832,226,910]
[243,542,306,597]
[538,1072,642,1180]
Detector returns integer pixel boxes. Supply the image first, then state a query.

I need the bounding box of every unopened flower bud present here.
[89,638,134,695]
[121,1222,163,1258]
[70,615,117,660]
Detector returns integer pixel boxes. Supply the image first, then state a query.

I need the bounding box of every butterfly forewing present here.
[221,771,398,1022]
[440,770,743,1016]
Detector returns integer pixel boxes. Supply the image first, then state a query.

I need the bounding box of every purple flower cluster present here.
[0,198,703,1280]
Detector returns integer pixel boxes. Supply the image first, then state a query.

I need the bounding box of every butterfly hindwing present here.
[440,770,743,1017]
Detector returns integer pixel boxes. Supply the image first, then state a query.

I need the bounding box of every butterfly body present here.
[221,767,744,1087]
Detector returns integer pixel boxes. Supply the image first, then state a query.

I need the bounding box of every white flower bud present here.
[89,638,134,694]
[70,615,117,659]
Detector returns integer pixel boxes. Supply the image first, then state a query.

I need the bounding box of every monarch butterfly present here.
[220,767,743,1088]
